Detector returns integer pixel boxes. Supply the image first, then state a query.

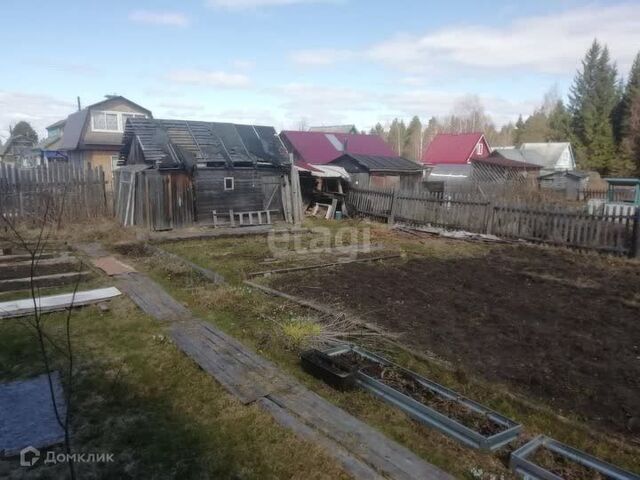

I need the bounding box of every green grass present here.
[135,223,640,479]
[0,295,349,479]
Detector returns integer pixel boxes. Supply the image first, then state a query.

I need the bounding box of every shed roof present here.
[538,170,589,179]
[121,118,289,170]
[477,153,541,170]
[422,133,486,165]
[332,153,422,173]
[427,164,472,181]
[280,130,395,165]
[605,177,640,186]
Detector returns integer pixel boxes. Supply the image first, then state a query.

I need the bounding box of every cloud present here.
[166,69,251,88]
[289,49,354,66]
[128,10,189,27]
[368,3,640,74]
[289,4,640,75]
[378,90,537,126]
[231,60,256,71]
[0,91,75,141]
[206,0,336,10]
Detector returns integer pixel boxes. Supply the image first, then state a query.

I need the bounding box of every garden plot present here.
[0,251,92,293]
[269,244,640,438]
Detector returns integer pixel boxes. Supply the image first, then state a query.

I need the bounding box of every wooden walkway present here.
[75,242,453,480]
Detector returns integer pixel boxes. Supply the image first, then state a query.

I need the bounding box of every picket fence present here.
[0,163,109,223]
[347,187,640,257]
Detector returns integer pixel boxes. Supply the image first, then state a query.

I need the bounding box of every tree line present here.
[370,40,640,176]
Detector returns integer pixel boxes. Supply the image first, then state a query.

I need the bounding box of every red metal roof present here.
[281,130,395,165]
[422,133,488,165]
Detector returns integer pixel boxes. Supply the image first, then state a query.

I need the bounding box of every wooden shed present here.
[328,153,424,191]
[115,118,299,230]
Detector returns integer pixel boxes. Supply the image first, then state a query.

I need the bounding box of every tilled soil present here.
[272,245,640,437]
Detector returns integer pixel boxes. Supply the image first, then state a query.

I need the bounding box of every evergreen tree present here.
[619,52,640,174]
[403,116,422,162]
[514,115,525,146]
[568,40,620,174]
[369,122,385,139]
[547,101,572,142]
[387,119,406,156]
[422,117,439,151]
[11,121,38,143]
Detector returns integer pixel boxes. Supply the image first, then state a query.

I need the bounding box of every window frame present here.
[476,142,484,156]
[224,177,235,191]
[91,110,146,133]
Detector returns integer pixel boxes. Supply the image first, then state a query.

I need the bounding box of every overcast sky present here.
[1,0,639,140]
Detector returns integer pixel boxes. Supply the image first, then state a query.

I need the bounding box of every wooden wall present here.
[194,168,282,223]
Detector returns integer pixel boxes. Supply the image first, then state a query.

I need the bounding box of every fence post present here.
[388,188,399,225]
[484,202,495,235]
[631,208,640,258]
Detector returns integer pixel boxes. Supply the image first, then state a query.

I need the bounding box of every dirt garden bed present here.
[270,244,640,438]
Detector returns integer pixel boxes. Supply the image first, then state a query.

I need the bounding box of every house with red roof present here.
[422,133,540,193]
[280,130,396,170]
[422,132,490,166]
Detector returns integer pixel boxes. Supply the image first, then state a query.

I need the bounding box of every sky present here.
[1,0,639,141]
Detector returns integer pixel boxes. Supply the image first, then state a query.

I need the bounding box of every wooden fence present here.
[0,163,109,223]
[347,187,640,257]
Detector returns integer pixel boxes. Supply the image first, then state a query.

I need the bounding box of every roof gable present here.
[280,131,395,165]
[422,133,487,165]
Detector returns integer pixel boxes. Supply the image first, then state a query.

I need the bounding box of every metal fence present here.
[347,186,640,257]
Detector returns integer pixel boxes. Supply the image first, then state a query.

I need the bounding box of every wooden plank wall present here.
[0,163,109,223]
[347,186,639,256]
[113,169,195,231]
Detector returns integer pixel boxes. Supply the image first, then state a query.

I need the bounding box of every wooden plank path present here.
[74,242,454,480]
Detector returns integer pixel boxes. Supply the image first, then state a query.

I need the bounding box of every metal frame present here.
[510,435,640,480]
[324,345,522,451]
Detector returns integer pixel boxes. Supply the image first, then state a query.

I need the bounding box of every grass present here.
[137,219,640,479]
[0,292,349,479]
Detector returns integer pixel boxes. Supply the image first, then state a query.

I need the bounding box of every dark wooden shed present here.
[116,118,295,230]
[328,153,424,191]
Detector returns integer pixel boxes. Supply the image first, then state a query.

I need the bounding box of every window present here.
[91,111,146,132]
[476,142,484,155]
[224,177,234,191]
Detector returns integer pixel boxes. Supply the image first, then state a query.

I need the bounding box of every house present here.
[308,125,358,134]
[0,134,35,166]
[280,130,396,169]
[538,170,589,199]
[422,132,490,166]
[329,153,424,190]
[59,95,152,186]
[117,118,292,229]
[31,119,67,165]
[494,143,576,174]
[426,155,541,194]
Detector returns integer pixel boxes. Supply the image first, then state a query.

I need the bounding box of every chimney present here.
[77,96,82,111]
[343,138,348,153]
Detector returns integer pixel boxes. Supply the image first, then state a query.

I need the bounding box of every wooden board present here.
[0,287,121,319]
[91,257,137,276]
